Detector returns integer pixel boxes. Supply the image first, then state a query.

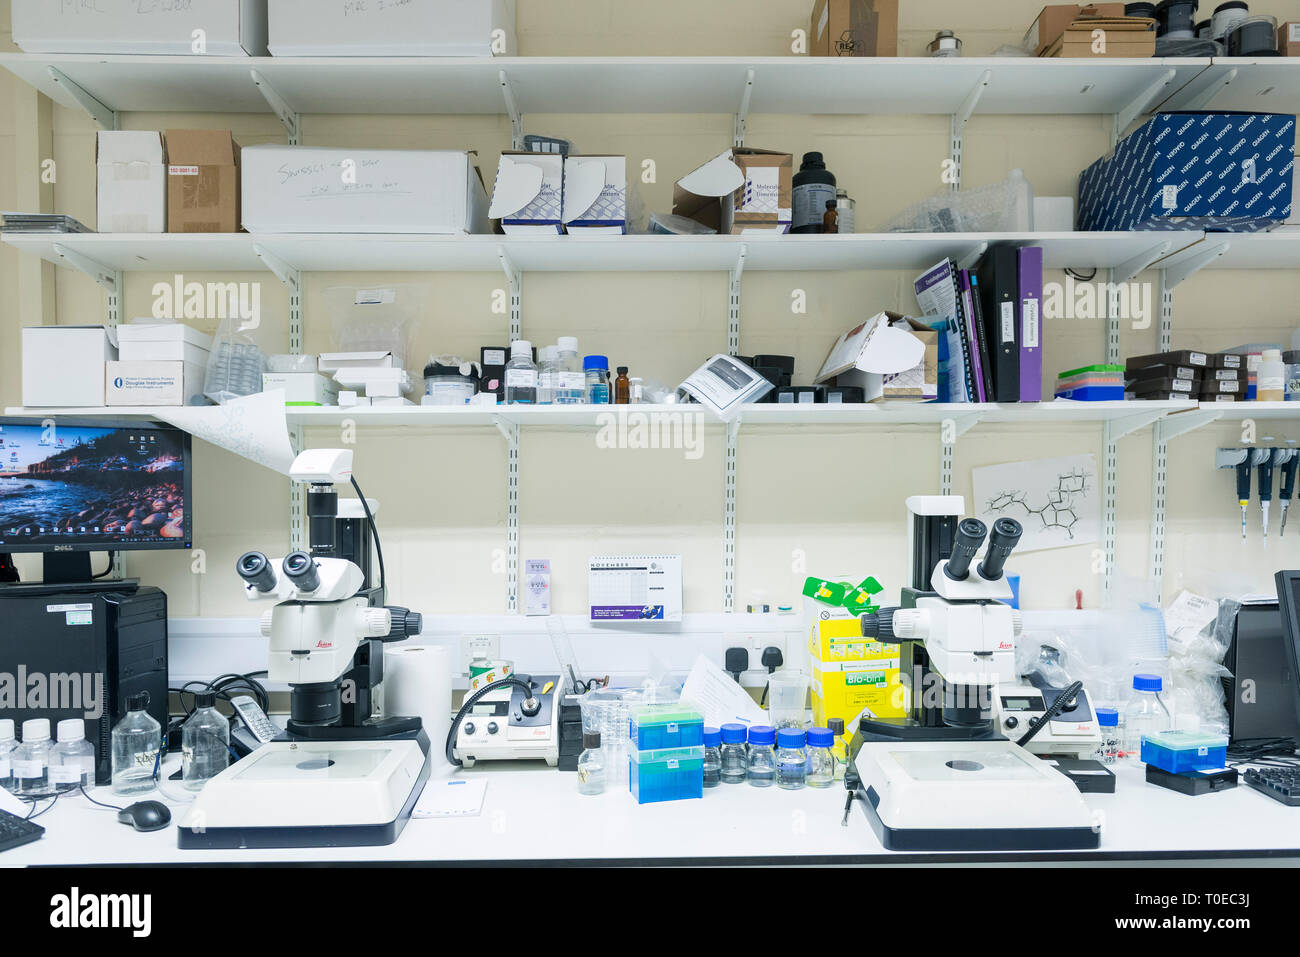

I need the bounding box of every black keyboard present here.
[1243,766,1300,806]
[0,808,45,852]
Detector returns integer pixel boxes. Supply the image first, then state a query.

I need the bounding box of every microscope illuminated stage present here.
[844,496,1099,852]
[178,450,428,849]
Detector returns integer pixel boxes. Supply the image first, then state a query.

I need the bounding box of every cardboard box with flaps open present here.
[814,311,938,402]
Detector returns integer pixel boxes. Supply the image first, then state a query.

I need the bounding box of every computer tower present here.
[1224,602,1300,743]
[0,586,168,785]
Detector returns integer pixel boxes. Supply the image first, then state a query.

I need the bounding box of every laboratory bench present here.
[4,760,1299,867]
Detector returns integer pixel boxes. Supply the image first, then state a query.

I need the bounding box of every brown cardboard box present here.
[1023,3,1126,56]
[810,0,898,57]
[1280,21,1300,56]
[166,129,240,233]
[673,148,793,234]
[1043,16,1156,57]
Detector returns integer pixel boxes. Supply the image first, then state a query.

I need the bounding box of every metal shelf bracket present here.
[734,69,756,148]
[956,242,988,272]
[47,67,117,130]
[52,243,118,293]
[499,70,524,150]
[250,70,300,144]
[1114,239,1172,285]
[1164,242,1229,290]
[1182,66,1239,112]
[252,243,301,295]
[1113,68,1177,144]
[948,69,991,192]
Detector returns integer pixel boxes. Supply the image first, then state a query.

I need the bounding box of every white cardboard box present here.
[563,156,628,235]
[22,326,118,408]
[814,311,938,402]
[98,131,167,234]
[267,0,514,56]
[241,146,488,234]
[12,0,268,56]
[117,322,213,364]
[106,360,205,407]
[262,372,339,406]
[489,152,565,235]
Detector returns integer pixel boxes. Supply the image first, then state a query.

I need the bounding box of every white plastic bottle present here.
[49,719,96,793]
[0,719,15,793]
[554,336,586,405]
[1122,673,1172,762]
[12,719,54,798]
[1258,348,1285,402]
[536,345,558,405]
[504,340,538,405]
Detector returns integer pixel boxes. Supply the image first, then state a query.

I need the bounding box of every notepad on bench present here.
[412,779,488,819]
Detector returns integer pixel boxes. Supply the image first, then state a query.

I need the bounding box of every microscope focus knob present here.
[259,609,275,637]
[890,610,924,641]
[360,608,392,637]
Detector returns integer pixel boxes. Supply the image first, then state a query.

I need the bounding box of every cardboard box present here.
[809,0,898,57]
[117,322,213,365]
[562,156,628,234]
[97,131,166,234]
[1280,21,1300,56]
[1043,16,1155,57]
[814,311,938,401]
[267,0,515,56]
[1078,111,1296,232]
[105,360,205,407]
[807,603,905,765]
[12,0,267,55]
[1023,3,1125,56]
[488,151,565,235]
[241,146,489,234]
[673,148,793,234]
[22,326,118,408]
[166,130,240,234]
[262,372,339,406]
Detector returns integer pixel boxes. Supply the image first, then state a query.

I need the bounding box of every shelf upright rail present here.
[723,244,747,612]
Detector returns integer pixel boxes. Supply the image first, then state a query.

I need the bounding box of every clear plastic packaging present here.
[204,328,266,404]
[324,284,426,374]
[879,169,1033,234]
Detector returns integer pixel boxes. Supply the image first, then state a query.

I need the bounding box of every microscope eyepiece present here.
[282,551,322,593]
[943,518,987,581]
[237,551,277,593]
[978,517,1023,581]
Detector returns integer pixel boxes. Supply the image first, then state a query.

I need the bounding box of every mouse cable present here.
[78,785,125,812]
[23,793,59,820]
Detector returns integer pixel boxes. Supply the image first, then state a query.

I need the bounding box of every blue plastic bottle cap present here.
[1132,674,1163,692]
[806,727,834,747]
[1095,708,1119,727]
[748,725,776,747]
[776,728,806,749]
[583,355,609,370]
[703,727,722,748]
[720,723,748,744]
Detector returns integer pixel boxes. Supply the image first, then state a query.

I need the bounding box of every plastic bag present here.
[324,284,428,375]
[204,313,268,405]
[878,169,1034,233]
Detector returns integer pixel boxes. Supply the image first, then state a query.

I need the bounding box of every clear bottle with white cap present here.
[49,719,96,792]
[12,719,54,798]
[554,336,586,405]
[536,345,558,405]
[0,719,16,793]
[504,340,538,405]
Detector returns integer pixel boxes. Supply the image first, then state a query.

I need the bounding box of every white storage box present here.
[563,156,628,235]
[117,322,213,365]
[22,326,118,408]
[262,373,338,406]
[267,0,514,56]
[12,0,268,56]
[241,146,489,234]
[106,360,205,407]
[98,132,167,234]
[489,152,565,235]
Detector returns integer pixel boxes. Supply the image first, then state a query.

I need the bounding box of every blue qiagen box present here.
[1078,111,1295,232]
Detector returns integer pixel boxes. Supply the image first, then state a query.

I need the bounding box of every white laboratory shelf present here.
[1154,229,1300,272]
[0,230,1210,275]
[1162,57,1300,116]
[0,54,1218,118]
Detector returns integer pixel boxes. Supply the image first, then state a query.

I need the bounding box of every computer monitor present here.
[1271,571,1300,730]
[0,418,192,584]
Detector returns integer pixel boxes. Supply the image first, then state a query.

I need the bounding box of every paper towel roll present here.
[385,644,452,776]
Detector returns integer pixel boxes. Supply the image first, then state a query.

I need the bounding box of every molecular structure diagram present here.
[985,468,1091,539]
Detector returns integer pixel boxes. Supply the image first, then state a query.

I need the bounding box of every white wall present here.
[2,0,1299,629]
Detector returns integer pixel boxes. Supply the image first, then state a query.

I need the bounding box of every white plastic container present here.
[267,0,515,56]
[1258,348,1285,402]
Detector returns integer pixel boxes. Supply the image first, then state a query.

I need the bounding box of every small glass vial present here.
[112,692,162,796]
[834,189,855,235]
[577,732,606,795]
[746,725,777,788]
[614,366,631,404]
[805,726,836,787]
[49,719,96,793]
[0,719,15,793]
[822,199,839,234]
[584,355,611,404]
[827,718,848,780]
[12,719,54,799]
[776,728,807,790]
[629,377,644,404]
[719,723,748,784]
[1285,351,1300,401]
[182,692,230,791]
[1095,708,1120,765]
[702,727,722,788]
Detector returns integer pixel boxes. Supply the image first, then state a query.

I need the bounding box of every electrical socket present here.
[724,634,786,670]
[463,633,500,664]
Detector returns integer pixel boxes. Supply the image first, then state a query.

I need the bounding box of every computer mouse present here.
[118,801,172,832]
